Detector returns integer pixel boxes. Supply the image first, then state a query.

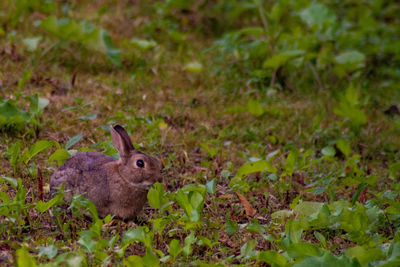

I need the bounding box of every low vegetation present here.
[1,0,400,266]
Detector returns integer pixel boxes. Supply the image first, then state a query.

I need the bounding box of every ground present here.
[1,0,400,266]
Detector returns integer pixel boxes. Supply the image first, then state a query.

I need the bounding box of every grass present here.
[1,0,400,266]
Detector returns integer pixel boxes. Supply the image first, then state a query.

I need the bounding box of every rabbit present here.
[50,125,162,220]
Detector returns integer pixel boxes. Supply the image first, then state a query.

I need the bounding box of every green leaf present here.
[143,249,159,267]
[23,37,41,51]
[152,218,168,234]
[38,245,58,259]
[300,3,336,28]
[290,194,302,210]
[77,113,97,120]
[247,98,264,116]
[285,218,303,244]
[27,94,49,125]
[335,51,365,65]
[271,209,293,223]
[333,101,367,126]
[226,105,246,114]
[124,255,143,267]
[389,161,400,180]
[240,239,257,259]
[206,179,216,194]
[197,236,214,249]
[24,140,54,164]
[237,27,265,37]
[102,29,122,67]
[175,189,191,216]
[380,242,400,266]
[293,201,324,218]
[258,250,287,266]
[345,246,384,265]
[48,149,71,166]
[294,252,359,267]
[225,218,238,235]
[147,183,167,210]
[78,231,96,253]
[184,61,203,73]
[168,30,187,43]
[70,194,99,221]
[65,134,83,150]
[36,194,63,213]
[200,143,217,157]
[0,176,18,188]
[130,38,157,50]
[39,97,50,111]
[285,149,298,174]
[287,242,323,258]
[41,16,122,66]
[18,71,32,90]
[121,228,146,248]
[345,86,359,106]
[169,239,182,260]
[321,146,336,157]
[338,203,369,234]
[314,232,327,249]
[264,50,305,68]
[0,100,30,126]
[6,140,21,173]
[190,191,204,210]
[236,160,277,178]
[183,232,196,256]
[16,247,38,267]
[336,139,351,157]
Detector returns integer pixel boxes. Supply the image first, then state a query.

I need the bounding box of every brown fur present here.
[50,125,162,220]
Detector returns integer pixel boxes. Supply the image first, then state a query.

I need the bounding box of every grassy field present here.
[1,0,400,266]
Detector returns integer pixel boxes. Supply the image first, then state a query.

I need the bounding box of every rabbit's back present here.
[50,152,114,202]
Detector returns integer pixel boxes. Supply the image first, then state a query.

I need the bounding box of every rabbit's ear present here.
[110,125,134,158]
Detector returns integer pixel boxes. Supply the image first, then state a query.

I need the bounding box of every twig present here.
[37,166,43,201]
[270,68,277,87]
[307,61,323,89]
[384,213,395,237]
[255,0,274,51]
[40,42,58,59]
[256,0,269,33]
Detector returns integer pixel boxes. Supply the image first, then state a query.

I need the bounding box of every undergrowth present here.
[1,0,400,266]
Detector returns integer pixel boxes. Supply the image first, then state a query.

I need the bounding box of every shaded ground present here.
[1,0,400,266]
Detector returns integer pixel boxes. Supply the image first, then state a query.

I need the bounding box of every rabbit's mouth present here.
[123,179,154,191]
[130,181,153,190]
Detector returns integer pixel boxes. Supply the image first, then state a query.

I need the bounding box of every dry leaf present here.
[235,192,256,217]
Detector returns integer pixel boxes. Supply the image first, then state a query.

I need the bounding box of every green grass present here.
[1,0,400,266]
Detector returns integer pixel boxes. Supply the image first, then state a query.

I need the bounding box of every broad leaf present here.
[169,239,182,259]
[247,98,264,116]
[24,140,54,164]
[264,50,305,68]
[65,134,83,150]
[236,160,277,178]
[48,149,71,166]
[259,250,287,266]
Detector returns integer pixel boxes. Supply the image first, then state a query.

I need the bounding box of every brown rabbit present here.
[50,125,162,220]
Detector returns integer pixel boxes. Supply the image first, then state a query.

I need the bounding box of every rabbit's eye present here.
[136,159,145,168]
